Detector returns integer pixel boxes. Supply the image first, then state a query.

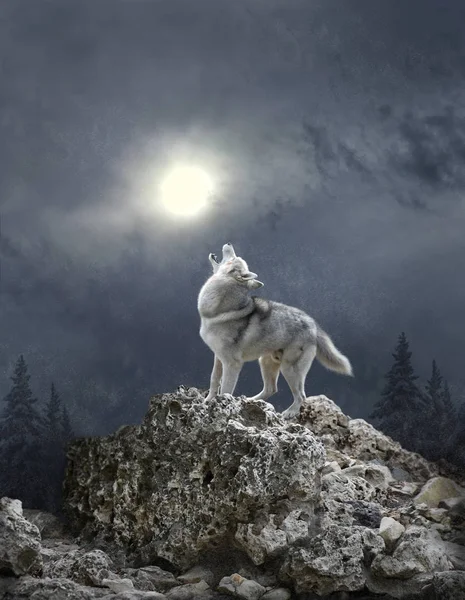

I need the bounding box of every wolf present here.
[197,243,353,419]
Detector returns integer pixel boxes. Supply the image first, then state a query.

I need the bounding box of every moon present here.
[160,166,213,217]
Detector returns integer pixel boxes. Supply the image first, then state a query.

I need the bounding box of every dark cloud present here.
[1,0,465,432]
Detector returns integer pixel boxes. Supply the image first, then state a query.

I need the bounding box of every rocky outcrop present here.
[2,388,465,599]
[63,389,326,570]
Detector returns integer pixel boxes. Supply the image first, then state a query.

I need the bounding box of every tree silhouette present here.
[370,332,422,451]
[0,355,45,507]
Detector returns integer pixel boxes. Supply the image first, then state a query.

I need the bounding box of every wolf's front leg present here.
[220,359,243,396]
[205,355,223,401]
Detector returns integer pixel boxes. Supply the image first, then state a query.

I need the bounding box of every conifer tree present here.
[421,360,445,460]
[0,355,45,507]
[370,332,422,451]
[45,382,62,443]
[61,405,74,445]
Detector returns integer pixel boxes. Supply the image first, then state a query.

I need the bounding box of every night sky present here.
[1,0,465,436]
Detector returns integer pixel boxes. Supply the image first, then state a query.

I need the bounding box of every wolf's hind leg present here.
[247,354,280,401]
[205,355,223,401]
[281,345,316,420]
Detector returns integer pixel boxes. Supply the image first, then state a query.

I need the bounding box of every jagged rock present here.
[370,525,450,579]
[52,389,465,599]
[217,573,266,600]
[298,396,438,482]
[177,565,215,587]
[64,390,325,569]
[378,517,405,551]
[121,566,179,593]
[1,575,111,599]
[280,525,384,596]
[414,476,465,508]
[23,508,66,539]
[0,497,43,576]
[45,548,118,586]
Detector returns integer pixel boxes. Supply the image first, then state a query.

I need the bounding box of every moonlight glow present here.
[160,166,213,217]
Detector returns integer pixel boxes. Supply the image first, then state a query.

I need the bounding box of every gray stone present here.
[45,548,117,587]
[177,565,215,587]
[280,525,384,596]
[166,580,210,599]
[261,588,291,600]
[102,577,135,593]
[414,476,465,508]
[371,525,450,579]
[428,571,465,600]
[378,517,405,550]
[2,576,111,599]
[0,496,43,576]
[218,574,266,600]
[122,566,178,593]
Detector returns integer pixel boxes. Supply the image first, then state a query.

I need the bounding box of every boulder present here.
[378,517,405,551]
[63,390,325,569]
[414,476,465,508]
[0,497,43,576]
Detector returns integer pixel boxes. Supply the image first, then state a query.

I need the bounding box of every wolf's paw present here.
[221,393,236,402]
[281,404,300,420]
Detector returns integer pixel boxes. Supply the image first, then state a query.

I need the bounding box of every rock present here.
[439,496,465,521]
[177,565,215,587]
[321,461,341,475]
[218,574,266,600]
[280,525,384,596]
[23,508,66,539]
[0,496,43,576]
[166,580,210,599]
[414,476,465,508]
[102,577,135,593]
[378,517,405,550]
[371,525,450,579]
[2,575,111,599]
[261,589,291,600]
[63,390,325,569]
[102,593,168,600]
[45,548,117,586]
[443,540,465,570]
[342,463,394,491]
[121,566,179,593]
[349,500,383,529]
[428,571,465,600]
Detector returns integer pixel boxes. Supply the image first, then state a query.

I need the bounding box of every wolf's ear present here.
[247,279,264,290]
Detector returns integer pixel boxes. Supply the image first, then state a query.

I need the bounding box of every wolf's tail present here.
[316,326,353,376]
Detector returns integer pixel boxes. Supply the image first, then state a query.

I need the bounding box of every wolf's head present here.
[208,243,264,290]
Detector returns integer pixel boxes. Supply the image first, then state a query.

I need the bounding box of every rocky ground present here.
[1,388,465,599]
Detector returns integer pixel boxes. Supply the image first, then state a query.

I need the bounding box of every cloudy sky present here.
[1,0,465,434]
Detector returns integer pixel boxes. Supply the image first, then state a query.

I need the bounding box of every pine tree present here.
[61,405,74,445]
[0,355,45,507]
[370,332,422,451]
[45,382,62,443]
[421,360,445,460]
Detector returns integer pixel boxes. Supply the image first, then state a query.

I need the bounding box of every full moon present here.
[160,166,213,217]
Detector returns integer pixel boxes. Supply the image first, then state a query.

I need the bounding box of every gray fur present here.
[198,243,353,419]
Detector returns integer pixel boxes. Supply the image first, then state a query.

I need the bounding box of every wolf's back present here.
[315,326,353,376]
